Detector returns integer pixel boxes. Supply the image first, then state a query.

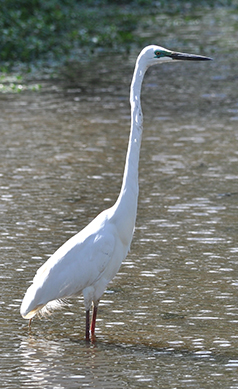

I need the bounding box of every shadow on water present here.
[16,329,238,388]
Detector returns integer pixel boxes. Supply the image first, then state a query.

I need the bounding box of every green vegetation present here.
[0,73,41,93]
[0,0,151,65]
[0,0,234,66]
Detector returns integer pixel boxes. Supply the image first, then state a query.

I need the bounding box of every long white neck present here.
[111,54,147,244]
[121,56,146,200]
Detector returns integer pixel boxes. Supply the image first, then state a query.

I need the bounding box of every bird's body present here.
[20,45,211,339]
[21,205,133,319]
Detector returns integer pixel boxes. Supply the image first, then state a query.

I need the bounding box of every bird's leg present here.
[90,302,99,336]
[28,318,32,328]
[85,310,90,341]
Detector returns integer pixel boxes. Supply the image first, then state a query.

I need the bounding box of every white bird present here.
[20,45,211,340]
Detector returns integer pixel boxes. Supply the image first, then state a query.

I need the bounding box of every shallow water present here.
[1,6,238,388]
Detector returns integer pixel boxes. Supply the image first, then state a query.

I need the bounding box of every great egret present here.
[20,45,211,340]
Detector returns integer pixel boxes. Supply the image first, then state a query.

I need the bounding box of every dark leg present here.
[85,310,90,341]
[90,303,98,336]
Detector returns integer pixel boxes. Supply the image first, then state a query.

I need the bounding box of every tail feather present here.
[37,299,66,317]
[20,278,65,319]
[20,297,66,319]
[21,304,44,319]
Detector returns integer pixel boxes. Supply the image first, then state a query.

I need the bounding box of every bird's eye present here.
[155,51,160,57]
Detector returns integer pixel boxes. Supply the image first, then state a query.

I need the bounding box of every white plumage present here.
[20,45,211,339]
[21,207,130,317]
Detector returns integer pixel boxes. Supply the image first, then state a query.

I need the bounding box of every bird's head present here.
[139,45,212,68]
